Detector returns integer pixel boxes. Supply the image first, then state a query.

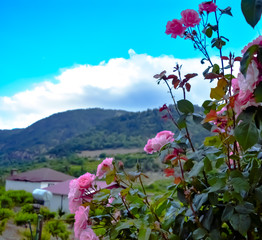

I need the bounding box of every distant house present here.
[43,180,121,213]
[5,168,74,193]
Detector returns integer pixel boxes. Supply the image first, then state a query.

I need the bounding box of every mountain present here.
[0,106,209,165]
[49,106,209,156]
[0,108,127,163]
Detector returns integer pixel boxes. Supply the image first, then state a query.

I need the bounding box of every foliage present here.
[20,227,51,240]
[67,1,262,239]
[45,220,70,240]
[4,190,33,205]
[21,203,35,214]
[0,195,14,208]
[14,212,38,226]
[0,208,13,235]
[39,207,56,221]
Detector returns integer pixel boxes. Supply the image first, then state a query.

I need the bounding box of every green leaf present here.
[212,64,220,74]
[235,202,254,214]
[204,27,213,38]
[138,225,151,240]
[192,113,204,124]
[221,205,234,222]
[202,207,214,231]
[192,228,207,240]
[188,161,204,178]
[254,81,262,102]
[177,114,187,129]
[234,121,259,151]
[204,157,212,172]
[204,136,222,148]
[229,213,251,235]
[240,44,258,76]
[208,178,226,193]
[237,109,255,123]
[193,193,208,211]
[127,171,141,182]
[255,185,262,203]
[105,170,115,184]
[241,0,262,28]
[177,99,194,114]
[219,6,233,16]
[231,177,250,193]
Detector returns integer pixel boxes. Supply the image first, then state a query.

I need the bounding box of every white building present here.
[5,168,74,193]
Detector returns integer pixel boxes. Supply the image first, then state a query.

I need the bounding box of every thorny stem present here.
[166,107,181,131]
[138,175,168,240]
[214,10,225,75]
[120,195,136,219]
[163,80,181,117]
[109,213,117,222]
[178,158,185,181]
[177,67,195,152]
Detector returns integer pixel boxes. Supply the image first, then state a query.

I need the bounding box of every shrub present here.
[39,207,56,221]
[0,208,13,235]
[5,190,33,205]
[0,195,14,208]
[14,212,37,226]
[45,220,70,240]
[21,204,34,214]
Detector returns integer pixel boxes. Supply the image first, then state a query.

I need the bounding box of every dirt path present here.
[0,220,22,240]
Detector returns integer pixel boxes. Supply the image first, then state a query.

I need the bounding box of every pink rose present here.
[74,206,90,239]
[79,228,99,240]
[231,78,239,93]
[144,130,175,154]
[238,61,259,93]
[68,179,83,213]
[69,197,82,214]
[165,19,187,39]
[199,1,217,14]
[242,35,262,54]
[181,9,201,27]
[78,172,96,189]
[96,157,114,179]
[234,90,258,116]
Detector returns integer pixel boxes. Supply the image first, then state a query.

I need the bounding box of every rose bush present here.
[69,1,262,239]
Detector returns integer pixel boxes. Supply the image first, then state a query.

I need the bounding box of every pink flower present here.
[181,9,201,27]
[68,179,83,213]
[242,35,262,54]
[231,78,239,93]
[96,158,114,179]
[144,130,175,154]
[79,228,99,240]
[78,172,96,189]
[234,90,258,116]
[238,61,259,93]
[199,1,217,14]
[69,197,82,214]
[74,206,90,239]
[165,19,187,38]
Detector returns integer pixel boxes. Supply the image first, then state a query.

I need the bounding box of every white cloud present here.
[0,50,219,129]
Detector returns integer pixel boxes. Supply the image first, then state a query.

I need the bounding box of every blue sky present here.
[0,0,261,129]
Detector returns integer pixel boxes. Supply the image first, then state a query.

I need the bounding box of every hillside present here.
[0,108,126,163]
[0,106,210,164]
